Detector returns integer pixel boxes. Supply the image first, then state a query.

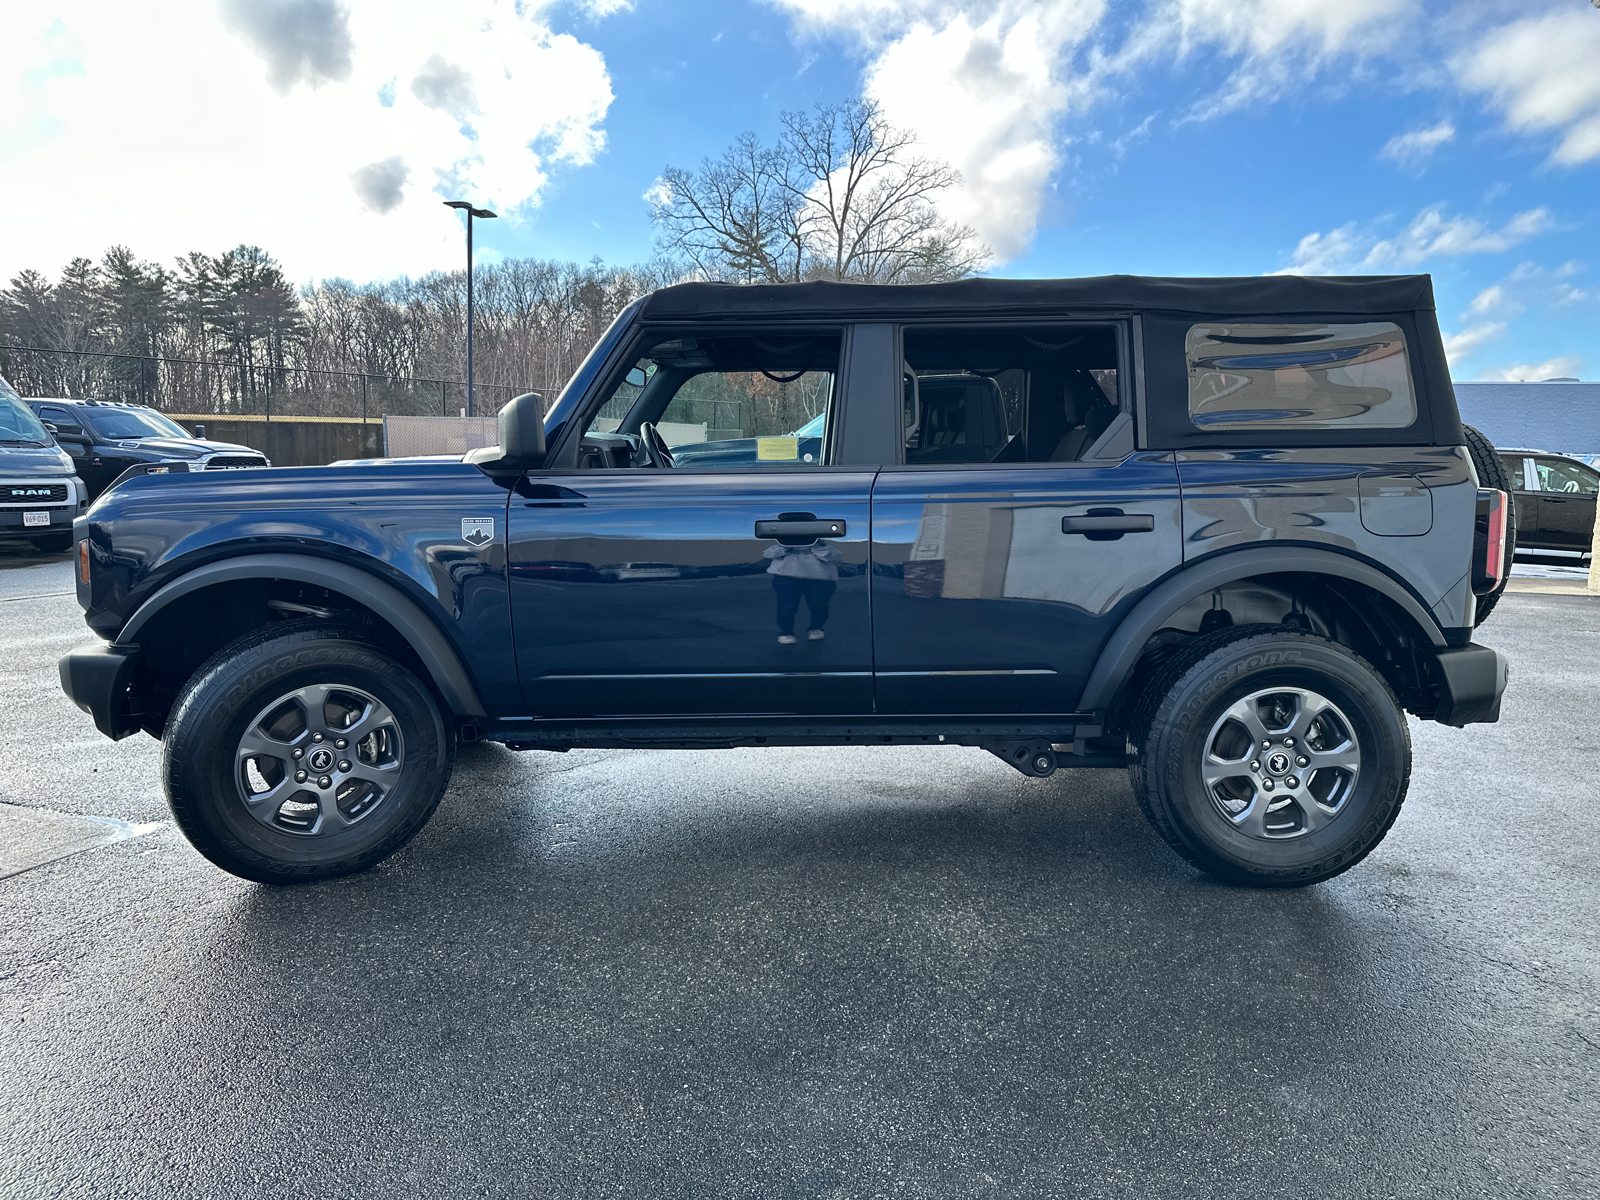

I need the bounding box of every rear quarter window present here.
[1185,322,1417,432]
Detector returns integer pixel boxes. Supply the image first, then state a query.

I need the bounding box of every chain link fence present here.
[0,345,528,421]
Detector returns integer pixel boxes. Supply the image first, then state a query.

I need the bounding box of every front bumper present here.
[59,642,142,740]
[1431,643,1510,726]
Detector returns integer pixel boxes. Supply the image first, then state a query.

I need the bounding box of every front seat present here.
[1050,373,1114,461]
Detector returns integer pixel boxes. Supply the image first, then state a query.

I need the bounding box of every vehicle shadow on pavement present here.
[105,742,1521,1199]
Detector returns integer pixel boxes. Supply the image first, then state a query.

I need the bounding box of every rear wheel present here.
[163,623,454,884]
[1462,422,1516,625]
[1129,625,1411,887]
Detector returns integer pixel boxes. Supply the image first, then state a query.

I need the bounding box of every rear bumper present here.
[59,643,142,740]
[1431,643,1510,726]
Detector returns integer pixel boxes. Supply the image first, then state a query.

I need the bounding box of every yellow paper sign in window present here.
[756,437,800,461]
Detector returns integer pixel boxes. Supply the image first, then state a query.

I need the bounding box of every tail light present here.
[1472,488,1508,595]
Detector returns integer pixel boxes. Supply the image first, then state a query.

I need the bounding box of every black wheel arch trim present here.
[113,552,488,718]
[1076,545,1449,714]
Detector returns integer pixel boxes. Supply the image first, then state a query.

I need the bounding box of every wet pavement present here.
[2,541,1597,1198]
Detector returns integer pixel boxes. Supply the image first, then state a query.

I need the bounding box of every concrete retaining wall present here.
[168,416,383,467]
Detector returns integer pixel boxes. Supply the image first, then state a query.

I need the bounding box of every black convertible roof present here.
[639,274,1437,320]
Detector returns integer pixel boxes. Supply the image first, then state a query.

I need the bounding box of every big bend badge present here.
[461,517,494,548]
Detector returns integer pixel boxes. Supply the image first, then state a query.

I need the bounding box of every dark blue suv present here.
[59,275,1512,888]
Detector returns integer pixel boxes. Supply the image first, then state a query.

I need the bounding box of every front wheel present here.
[163,623,454,883]
[1129,625,1411,887]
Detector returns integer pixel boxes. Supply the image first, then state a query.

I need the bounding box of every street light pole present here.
[444,200,497,418]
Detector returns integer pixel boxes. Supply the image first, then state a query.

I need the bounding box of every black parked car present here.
[61,274,1511,890]
[25,399,269,499]
[1497,448,1597,558]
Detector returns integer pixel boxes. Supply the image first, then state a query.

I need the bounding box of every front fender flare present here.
[1076,545,1447,714]
[116,552,488,718]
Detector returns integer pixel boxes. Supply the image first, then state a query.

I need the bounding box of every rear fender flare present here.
[115,552,487,718]
[1077,546,1446,714]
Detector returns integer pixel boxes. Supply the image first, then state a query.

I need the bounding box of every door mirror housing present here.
[466,392,546,475]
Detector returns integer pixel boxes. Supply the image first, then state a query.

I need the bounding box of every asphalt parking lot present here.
[2,540,1596,1199]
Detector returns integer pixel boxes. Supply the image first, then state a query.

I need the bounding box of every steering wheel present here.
[639,421,675,469]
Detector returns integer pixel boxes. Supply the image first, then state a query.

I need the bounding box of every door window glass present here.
[900,325,1120,465]
[1534,458,1599,495]
[1185,322,1416,431]
[1499,456,1525,490]
[581,333,839,468]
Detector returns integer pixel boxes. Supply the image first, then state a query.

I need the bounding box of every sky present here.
[2,0,1597,381]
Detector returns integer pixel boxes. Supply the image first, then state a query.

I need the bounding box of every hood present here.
[0,442,76,476]
[329,454,466,466]
[117,437,263,458]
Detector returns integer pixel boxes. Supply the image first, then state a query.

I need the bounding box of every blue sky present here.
[2,0,1597,380]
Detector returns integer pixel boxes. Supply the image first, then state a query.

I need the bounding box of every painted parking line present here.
[0,803,164,880]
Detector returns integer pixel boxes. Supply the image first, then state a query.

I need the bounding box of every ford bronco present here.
[59,275,1512,886]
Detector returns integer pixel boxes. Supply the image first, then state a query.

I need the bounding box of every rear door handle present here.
[755,518,847,539]
[1061,512,1155,537]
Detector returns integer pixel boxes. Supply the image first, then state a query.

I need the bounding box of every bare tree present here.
[652,99,989,285]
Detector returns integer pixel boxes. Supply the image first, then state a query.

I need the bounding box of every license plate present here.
[23,511,49,528]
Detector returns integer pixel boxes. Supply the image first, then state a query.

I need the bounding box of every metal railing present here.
[0,344,529,421]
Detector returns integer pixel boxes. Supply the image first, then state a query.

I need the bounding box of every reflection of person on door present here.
[764,541,842,644]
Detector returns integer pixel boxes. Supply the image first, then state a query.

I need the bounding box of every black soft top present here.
[639,274,1437,320]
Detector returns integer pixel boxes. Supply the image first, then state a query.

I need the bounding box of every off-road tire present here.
[1128,624,1411,887]
[1462,422,1515,625]
[163,622,454,884]
[29,532,72,553]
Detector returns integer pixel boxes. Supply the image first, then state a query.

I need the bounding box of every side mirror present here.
[194,423,206,439]
[466,391,545,475]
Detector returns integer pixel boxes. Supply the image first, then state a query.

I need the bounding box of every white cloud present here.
[1155,0,1416,119]
[1476,356,1586,383]
[0,1,614,283]
[219,0,354,94]
[771,0,1424,263]
[1276,205,1556,274]
[1380,120,1453,170]
[770,1,1105,263]
[1441,322,1505,366]
[1455,10,1600,166]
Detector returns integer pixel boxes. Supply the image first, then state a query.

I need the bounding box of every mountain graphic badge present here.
[461,518,494,547]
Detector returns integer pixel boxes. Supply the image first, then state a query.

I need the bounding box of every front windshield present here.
[82,407,190,440]
[0,396,51,445]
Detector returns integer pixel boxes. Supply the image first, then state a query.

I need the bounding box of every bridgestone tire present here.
[1462,422,1516,626]
[29,532,72,553]
[1128,624,1411,888]
[163,623,454,884]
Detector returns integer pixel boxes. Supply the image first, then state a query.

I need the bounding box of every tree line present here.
[0,100,986,419]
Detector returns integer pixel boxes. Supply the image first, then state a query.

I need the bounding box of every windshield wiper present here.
[0,438,47,447]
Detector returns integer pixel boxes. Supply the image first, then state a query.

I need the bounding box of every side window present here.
[38,405,79,429]
[1185,322,1417,431]
[900,325,1121,465]
[580,332,839,468]
[1499,456,1526,491]
[1534,458,1600,495]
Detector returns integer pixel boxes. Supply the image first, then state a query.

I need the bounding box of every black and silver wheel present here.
[163,623,453,883]
[1129,625,1410,887]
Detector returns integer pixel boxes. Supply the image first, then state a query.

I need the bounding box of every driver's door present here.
[507,329,875,718]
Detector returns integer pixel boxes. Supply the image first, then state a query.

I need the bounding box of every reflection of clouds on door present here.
[1002,507,1149,615]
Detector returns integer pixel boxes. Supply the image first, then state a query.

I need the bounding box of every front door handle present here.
[1061,510,1155,539]
[755,517,847,539]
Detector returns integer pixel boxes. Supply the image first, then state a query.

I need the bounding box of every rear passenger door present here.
[869,321,1183,715]
[1530,456,1599,550]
